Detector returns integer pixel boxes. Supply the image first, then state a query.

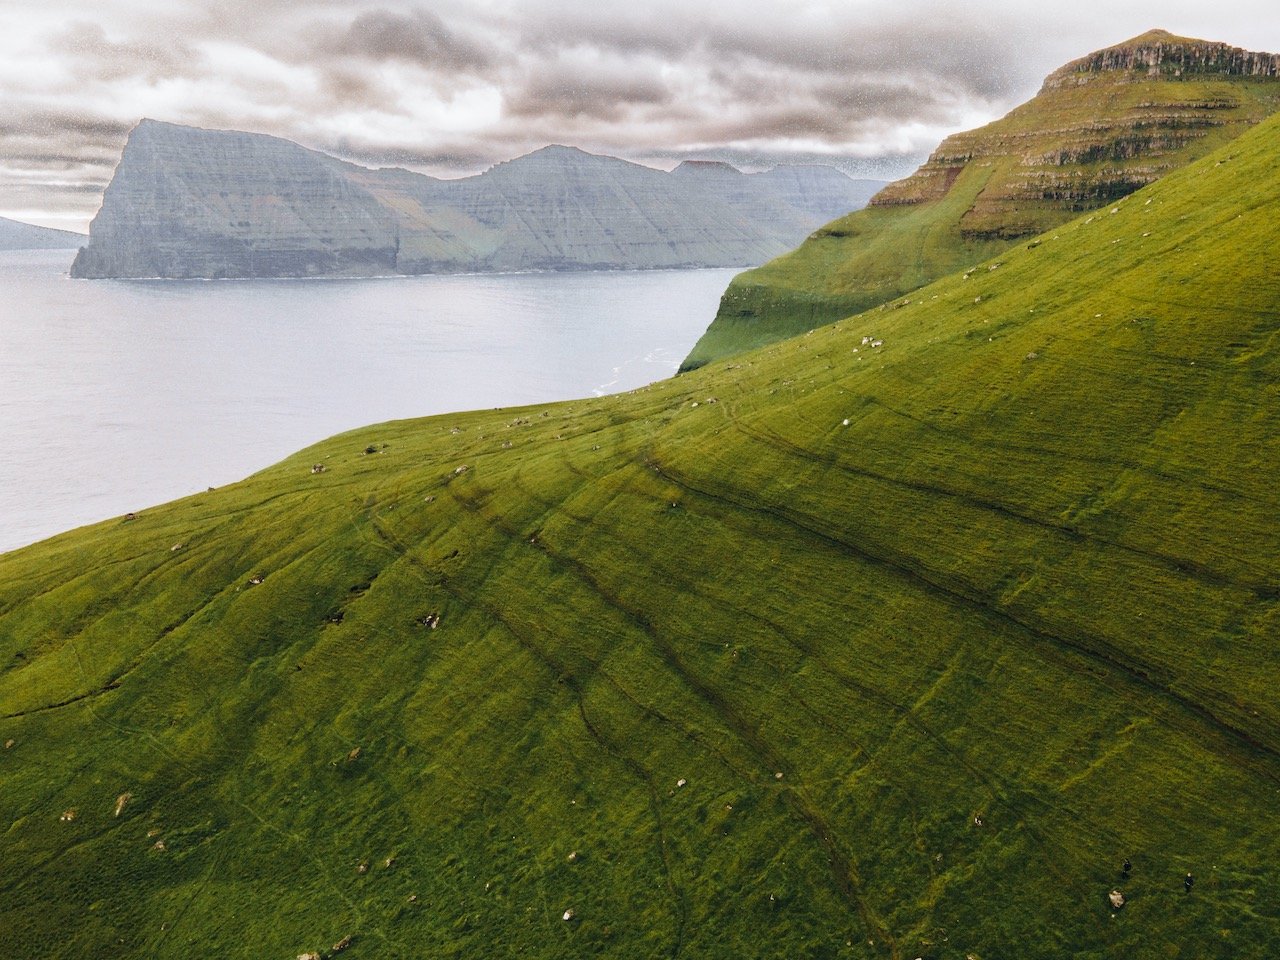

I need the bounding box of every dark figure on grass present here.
[1185,872,1195,892]
[1122,858,1132,877]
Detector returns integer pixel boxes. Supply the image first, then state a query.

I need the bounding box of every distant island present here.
[70,121,884,279]
[0,215,84,251]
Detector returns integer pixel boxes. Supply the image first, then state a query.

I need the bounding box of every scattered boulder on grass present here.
[114,793,132,817]
[1109,890,1126,909]
[59,809,77,822]
[311,463,326,474]
[332,934,354,952]
[346,747,362,763]
[297,953,321,960]
[4,739,14,749]
[566,851,579,863]
[356,861,369,875]
[562,909,575,922]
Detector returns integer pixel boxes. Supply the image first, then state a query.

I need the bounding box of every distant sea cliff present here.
[70,121,884,279]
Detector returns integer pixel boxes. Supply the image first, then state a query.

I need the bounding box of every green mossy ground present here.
[1,113,1278,959]
[681,74,1280,371]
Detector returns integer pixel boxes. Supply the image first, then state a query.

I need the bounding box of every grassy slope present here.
[681,74,1280,370]
[1,115,1279,959]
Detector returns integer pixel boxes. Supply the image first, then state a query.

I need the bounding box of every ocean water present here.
[0,251,736,553]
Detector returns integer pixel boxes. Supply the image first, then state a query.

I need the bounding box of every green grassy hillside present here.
[2,110,1279,959]
[681,30,1280,370]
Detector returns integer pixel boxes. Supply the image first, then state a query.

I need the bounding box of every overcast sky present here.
[2,0,1278,231]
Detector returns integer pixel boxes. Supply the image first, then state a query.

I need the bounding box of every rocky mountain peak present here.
[507,144,605,167]
[1043,29,1280,88]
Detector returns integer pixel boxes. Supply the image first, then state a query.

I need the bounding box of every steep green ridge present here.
[2,113,1279,959]
[682,30,1280,370]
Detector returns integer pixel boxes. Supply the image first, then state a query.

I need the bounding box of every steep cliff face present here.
[71,126,882,279]
[72,121,398,278]
[1044,29,1280,86]
[681,30,1280,370]
[0,216,84,251]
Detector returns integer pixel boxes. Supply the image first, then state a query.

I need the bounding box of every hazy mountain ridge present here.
[4,95,1280,959]
[0,216,84,250]
[70,124,884,279]
[681,29,1280,370]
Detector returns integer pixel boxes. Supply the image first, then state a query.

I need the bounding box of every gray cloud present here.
[514,8,1037,98]
[49,20,204,83]
[319,8,492,70]
[505,66,672,121]
[0,111,136,142]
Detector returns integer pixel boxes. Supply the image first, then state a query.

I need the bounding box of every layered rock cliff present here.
[869,30,1280,239]
[681,29,1280,370]
[71,123,399,278]
[1044,29,1280,86]
[71,124,883,279]
[0,216,85,251]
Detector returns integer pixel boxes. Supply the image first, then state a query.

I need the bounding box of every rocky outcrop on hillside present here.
[0,216,84,251]
[71,123,883,279]
[1045,29,1280,87]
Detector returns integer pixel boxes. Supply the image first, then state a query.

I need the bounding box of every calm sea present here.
[0,251,736,553]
